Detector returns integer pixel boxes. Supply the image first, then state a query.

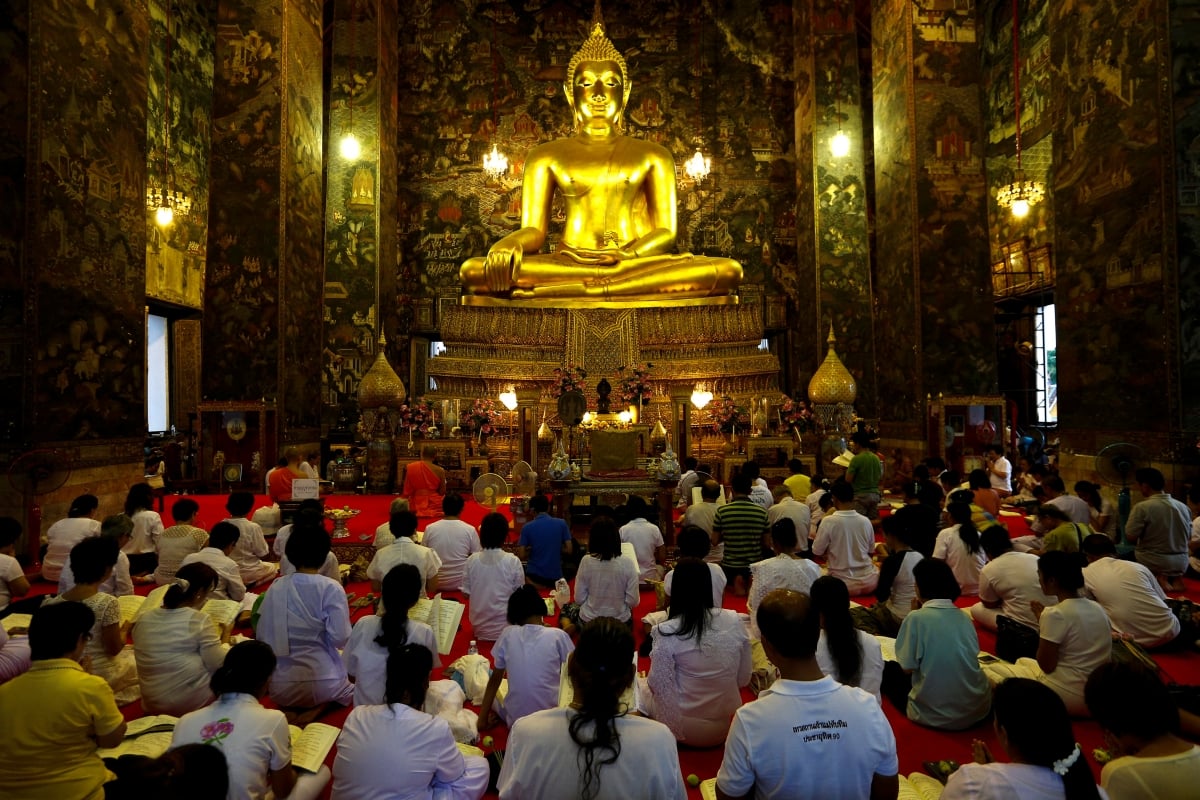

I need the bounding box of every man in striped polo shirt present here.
[713,472,769,596]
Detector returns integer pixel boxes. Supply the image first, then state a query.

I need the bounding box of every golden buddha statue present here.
[460,17,742,303]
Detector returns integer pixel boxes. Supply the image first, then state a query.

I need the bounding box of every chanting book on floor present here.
[1,613,31,634]
[408,593,465,655]
[287,722,340,773]
[96,714,180,760]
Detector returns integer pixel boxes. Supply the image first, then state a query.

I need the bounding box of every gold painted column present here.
[323,0,400,425]
[203,0,326,447]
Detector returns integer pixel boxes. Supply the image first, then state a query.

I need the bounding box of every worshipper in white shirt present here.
[811,576,884,702]
[1076,480,1118,542]
[421,492,481,592]
[641,525,726,633]
[675,456,700,508]
[618,495,665,582]
[851,514,923,637]
[498,617,686,800]
[478,585,574,730]
[342,563,439,707]
[639,559,752,746]
[883,558,991,730]
[742,460,774,510]
[748,518,820,639]
[40,493,101,584]
[969,525,1057,632]
[372,497,410,550]
[131,562,229,716]
[333,643,488,800]
[812,481,879,595]
[808,487,834,544]
[256,526,353,710]
[223,491,278,587]
[151,498,209,585]
[122,482,164,576]
[1014,475,1092,551]
[1082,533,1180,648]
[276,503,341,582]
[45,537,140,705]
[943,678,1103,800]
[766,485,812,553]
[58,513,136,598]
[298,450,320,480]
[985,445,1013,496]
[366,509,441,598]
[983,551,1112,716]
[560,517,639,631]
[682,479,723,563]
[1085,662,1200,800]
[181,522,248,602]
[0,519,31,615]
[715,588,898,800]
[1124,467,1191,591]
[172,640,330,800]
[462,512,532,642]
[933,501,989,596]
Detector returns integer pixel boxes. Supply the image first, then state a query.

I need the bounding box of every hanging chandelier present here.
[146,0,191,227]
[481,17,508,181]
[482,143,508,181]
[340,6,360,161]
[995,0,1043,219]
[684,148,711,183]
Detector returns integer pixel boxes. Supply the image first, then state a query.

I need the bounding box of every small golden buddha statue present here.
[460,17,742,302]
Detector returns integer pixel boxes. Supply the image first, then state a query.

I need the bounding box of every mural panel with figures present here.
[145,0,215,310]
[29,0,150,441]
[0,0,29,442]
[1174,0,1200,431]
[391,0,796,358]
[1048,0,1172,432]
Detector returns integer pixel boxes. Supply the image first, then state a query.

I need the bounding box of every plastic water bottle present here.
[467,640,478,656]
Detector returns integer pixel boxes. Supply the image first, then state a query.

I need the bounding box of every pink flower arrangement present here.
[200,718,235,746]
[461,398,501,434]
[551,363,588,398]
[779,395,815,433]
[709,396,748,434]
[398,397,433,433]
[615,362,654,405]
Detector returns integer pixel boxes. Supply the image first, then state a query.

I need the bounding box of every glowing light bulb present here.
[340,133,361,161]
[155,205,174,227]
[830,131,851,158]
[690,389,713,410]
[498,391,518,411]
[482,144,509,180]
[1011,198,1030,219]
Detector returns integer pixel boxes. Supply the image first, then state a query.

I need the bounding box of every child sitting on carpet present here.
[934,502,988,596]
[641,525,726,635]
[343,563,440,706]
[942,677,1101,799]
[813,575,883,702]
[172,641,330,800]
[477,585,574,730]
[222,492,277,587]
[462,512,526,642]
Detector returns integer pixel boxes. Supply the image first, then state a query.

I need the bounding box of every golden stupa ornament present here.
[808,326,857,405]
[357,334,406,409]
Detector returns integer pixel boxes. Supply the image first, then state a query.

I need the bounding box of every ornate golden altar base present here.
[427,300,780,399]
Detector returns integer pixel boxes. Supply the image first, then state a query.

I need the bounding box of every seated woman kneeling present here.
[639,558,752,746]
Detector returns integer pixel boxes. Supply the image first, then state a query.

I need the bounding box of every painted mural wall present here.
[203,0,325,436]
[28,0,150,442]
[145,0,215,310]
[1047,0,1173,437]
[1175,0,1200,432]
[0,0,29,446]
[392,0,796,366]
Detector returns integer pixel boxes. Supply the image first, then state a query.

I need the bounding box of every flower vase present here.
[629,403,639,424]
[476,431,489,457]
[722,432,736,456]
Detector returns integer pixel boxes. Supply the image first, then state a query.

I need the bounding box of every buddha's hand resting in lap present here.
[483,242,522,293]
[561,246,636,266]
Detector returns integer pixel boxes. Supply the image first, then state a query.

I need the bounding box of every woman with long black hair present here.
[498,617,685,799]
[641,558,751,746]
[812,575,884,701]
[934,502,989,595]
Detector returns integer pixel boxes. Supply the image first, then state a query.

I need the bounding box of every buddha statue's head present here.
[564,22,631,132]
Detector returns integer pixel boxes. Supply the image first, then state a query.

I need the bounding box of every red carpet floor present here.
[24,493,1200,798]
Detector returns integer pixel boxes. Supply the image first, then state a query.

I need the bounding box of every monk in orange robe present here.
[268,447,306,503]
[403,444,447,517]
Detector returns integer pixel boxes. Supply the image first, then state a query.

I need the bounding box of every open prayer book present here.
[118,585,247,629]
[96,714,179,760]
[557,653,638,712]
[288,722,340,773]
[407,593,465,655]
[1,613,31,634]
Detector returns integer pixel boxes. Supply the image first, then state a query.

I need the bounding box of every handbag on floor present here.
[995,614,1040,663]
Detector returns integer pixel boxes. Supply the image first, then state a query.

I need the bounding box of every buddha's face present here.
[569,60,625,129]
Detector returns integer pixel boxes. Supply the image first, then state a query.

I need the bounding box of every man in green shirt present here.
[713,472,769,596]
[846,432,883,520]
